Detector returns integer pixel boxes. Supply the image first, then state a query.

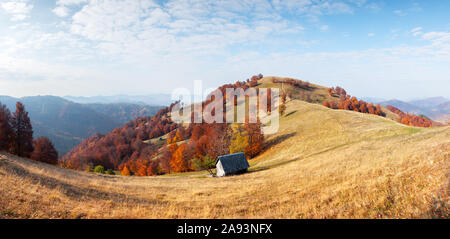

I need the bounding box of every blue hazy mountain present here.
[64,94,173,106]
[0,95,163,155]
[378,97,449,123]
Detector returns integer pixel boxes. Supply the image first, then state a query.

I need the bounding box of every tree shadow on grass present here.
[249,139,356,174]
[1,159,163,206]
[425,173,449,219]
[263,132,296,152]
[284,110,297,117]
[248,157,301,174]
[245,132,298,174]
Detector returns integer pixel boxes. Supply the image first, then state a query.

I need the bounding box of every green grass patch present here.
[407,127,422,134]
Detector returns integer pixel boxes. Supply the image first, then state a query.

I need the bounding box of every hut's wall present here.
[216,161,226,177]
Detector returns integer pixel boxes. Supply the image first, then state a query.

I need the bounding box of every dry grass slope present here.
[1,98,449,219]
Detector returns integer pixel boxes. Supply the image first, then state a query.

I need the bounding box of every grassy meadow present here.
[1,97,448,219]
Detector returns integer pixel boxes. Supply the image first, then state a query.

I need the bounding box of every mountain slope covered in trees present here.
[60,76,444,177]
[0,93,448,218]
[0,96,163,155]
[60,77,267,175]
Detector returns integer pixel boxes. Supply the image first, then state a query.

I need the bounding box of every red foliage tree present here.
[62,105,177,171]
[205,124,230,159]
[323,92,385,117]
[333,86,347,97]
[195,135,209,157]
[147,160,160,176]
[249,74,263,87]
[0,103,14,152]
[244,119,264,159]
[190,123,204,142]
[31,137,58,165]
[327,88,333,96]
[11,102,34,158]
[281,92,287,104]
[63,76,270,176]
[272,78,311,90]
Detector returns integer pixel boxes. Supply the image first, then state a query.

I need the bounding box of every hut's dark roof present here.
[216,152,249,173]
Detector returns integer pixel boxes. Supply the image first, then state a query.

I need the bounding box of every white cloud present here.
[393,10,406,16]
[64,0,309,60]
[273,0,356,16]
[421,32,450,53]
[368,33,375,37]
[1,0,32,14]
[1,0,33,21]
[411,27,423,36]
[320,25,329,31]
[52,6,69,17]
[142,8,170,26]
[43,0,375,61]
[1,0,449,99]
[348,0,367,7]
[56,0,89,6]
[422,32,450,41]
[364,2,381,12]
[312,1,354,15]
[393,3,422,17]
[10,14,27,21]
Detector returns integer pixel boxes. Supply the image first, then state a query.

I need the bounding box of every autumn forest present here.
[0,75,446,177]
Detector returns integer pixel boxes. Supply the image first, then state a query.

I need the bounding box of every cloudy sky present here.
[0,0,449,100]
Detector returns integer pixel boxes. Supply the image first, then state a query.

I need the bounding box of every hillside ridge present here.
[1,95,449,218]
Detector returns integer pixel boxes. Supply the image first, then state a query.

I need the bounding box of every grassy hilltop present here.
[0,77,449,219]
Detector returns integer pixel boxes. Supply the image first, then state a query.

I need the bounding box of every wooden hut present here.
[215,152,249,177]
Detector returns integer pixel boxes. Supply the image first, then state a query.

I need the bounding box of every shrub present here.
[279,104,286,116]
[192,155,216,175]
[85,165,93,172]
[94,165,105,174]
[106,169,115,175]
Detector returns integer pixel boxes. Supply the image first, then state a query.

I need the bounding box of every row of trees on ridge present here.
[323,86,385,117]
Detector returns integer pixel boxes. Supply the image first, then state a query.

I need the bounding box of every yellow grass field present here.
[1,98,449,219]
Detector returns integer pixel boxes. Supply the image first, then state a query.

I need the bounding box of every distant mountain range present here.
[376,97,449,123]
[64,94,173,106]
[0,96,164,155]
[1,93,448,155]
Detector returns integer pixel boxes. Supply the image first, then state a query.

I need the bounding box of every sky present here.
[0,0,449,100]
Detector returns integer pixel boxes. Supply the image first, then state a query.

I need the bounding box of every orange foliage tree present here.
[386,106,434,127]
[170,143,190,173]
[121,165,131,176]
